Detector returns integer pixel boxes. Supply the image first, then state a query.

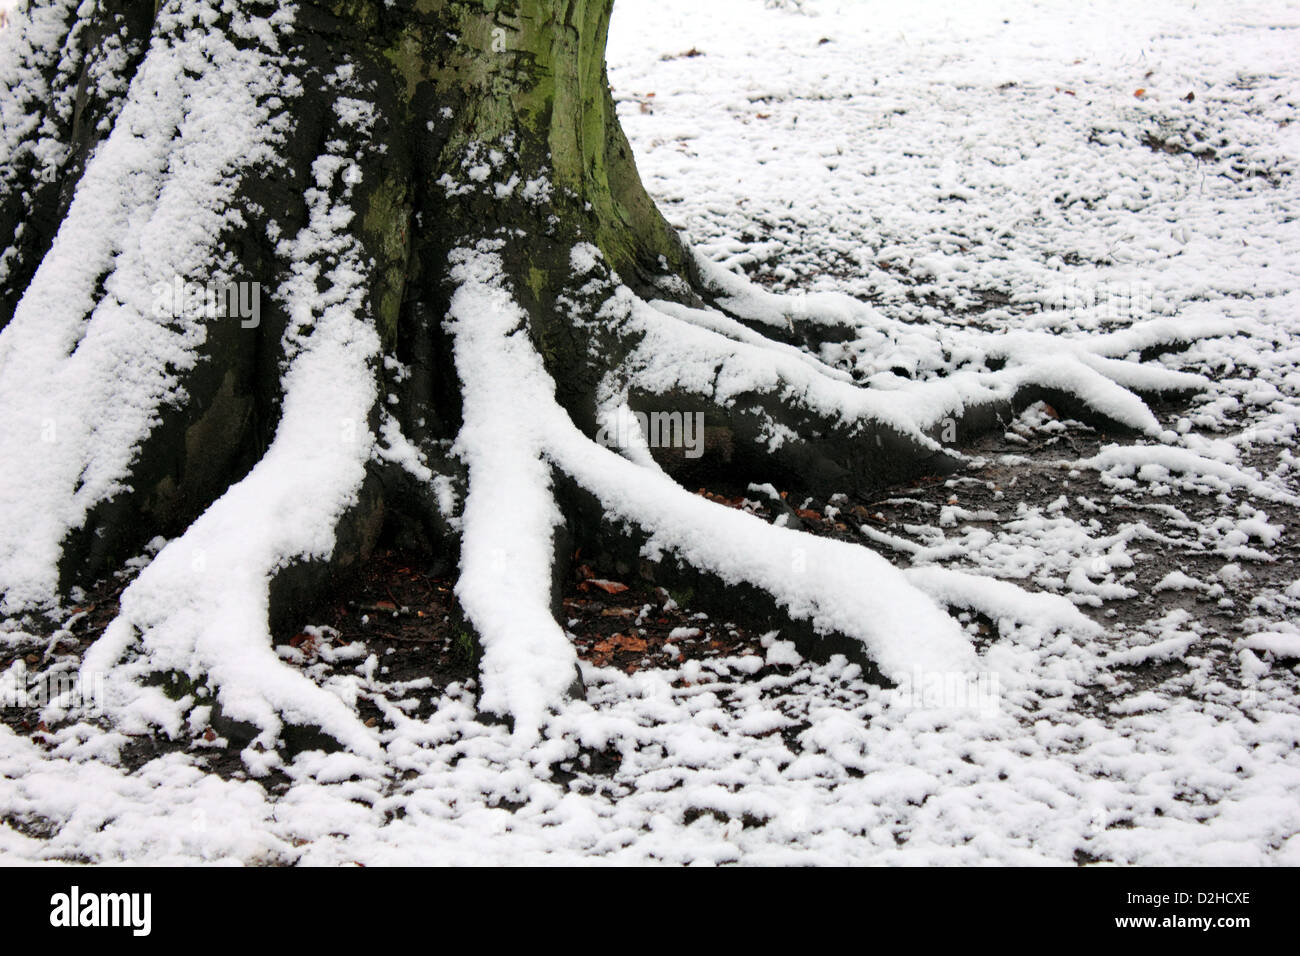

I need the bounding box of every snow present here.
[1242,632,1300,660]
[2,0,1300,864]
[1153,570,1204,593]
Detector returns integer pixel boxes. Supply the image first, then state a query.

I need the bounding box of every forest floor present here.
[2,0,1300,864]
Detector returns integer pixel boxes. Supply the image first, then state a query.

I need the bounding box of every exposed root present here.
[445,247,580,744]
[429,239,1211,741]
[76,83,388,760]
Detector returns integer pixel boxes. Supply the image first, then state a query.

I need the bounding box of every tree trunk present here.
[0,0,1205,749]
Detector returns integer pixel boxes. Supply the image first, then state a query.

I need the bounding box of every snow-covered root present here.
[444,247,581,745]
[76,95,390,761]
[550,428,980,681]
[442,241,1150,738]
[570,279,1220,510]
[626,291,951,453]
[902,566,1101,641]
[435,233,1237,736]
[687,249,1225,438]
[0,2,297,613]
[0,0,84,220]
[82,275,383,762]
[450,243,961,740]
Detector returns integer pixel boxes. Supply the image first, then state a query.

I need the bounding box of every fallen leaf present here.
[595,633,648,655]
[1134,88,1146,98]
[588,579,629,595]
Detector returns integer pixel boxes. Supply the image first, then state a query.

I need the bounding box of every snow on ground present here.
[3,0,1300,864]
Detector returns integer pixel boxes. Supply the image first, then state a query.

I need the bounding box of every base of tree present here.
[0,0,1224,752]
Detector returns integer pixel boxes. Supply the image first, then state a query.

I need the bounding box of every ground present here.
[2,0,1300,864]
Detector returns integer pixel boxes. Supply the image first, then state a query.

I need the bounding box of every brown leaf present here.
[1133,88,1146,98]
[621,634,648,653]
[595,633,648,655]
[588,578,629,595]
